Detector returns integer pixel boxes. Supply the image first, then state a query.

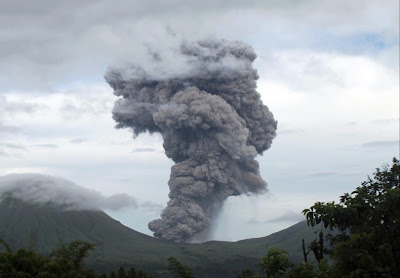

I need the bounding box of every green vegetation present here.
[0,199,318,277]
[168,257,194,278]
[1,158,398,277]
[259,247,293,277]
[0,239,151,277]
[236,158,400,277]
[303,157,400,277]
[0,239,96,277]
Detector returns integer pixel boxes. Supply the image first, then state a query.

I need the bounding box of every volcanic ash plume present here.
[105,39,277,242]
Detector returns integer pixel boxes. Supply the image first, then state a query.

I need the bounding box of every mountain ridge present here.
[0,198,318,277]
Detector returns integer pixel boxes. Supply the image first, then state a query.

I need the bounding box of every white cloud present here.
[211,192,333,241]
[362,140,399,149]
[0,173,138,211]
[69,138,88,144]
[258,51,399,130]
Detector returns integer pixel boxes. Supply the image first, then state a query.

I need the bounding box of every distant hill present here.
[0,198,321,277]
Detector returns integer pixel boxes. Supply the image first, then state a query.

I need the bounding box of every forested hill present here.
[0,198,318,277]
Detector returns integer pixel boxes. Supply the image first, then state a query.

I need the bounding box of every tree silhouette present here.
[303,158,400,277]
[168,257,194,278]
[127,267,137,278]
[117,266,128,278]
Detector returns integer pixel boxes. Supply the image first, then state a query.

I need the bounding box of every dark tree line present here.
[0,239,151,278]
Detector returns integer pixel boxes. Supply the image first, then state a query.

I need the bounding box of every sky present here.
[0,0,399,241]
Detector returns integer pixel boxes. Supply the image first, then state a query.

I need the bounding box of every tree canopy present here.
[303,158,400,277]
[168,257,194,278]
[0,239,151,278]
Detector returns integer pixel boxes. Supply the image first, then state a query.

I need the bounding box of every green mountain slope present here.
[0,199,320,277]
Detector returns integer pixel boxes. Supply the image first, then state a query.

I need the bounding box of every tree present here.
[0,238,97,277]
[50,240,96,271]
[303,158,400,277]
[127,267,136,278]
[286,262,315,278]
[259,247,293,277]
[0,238,153,278]
[168,257,194,278]
[238,269,262,278]
[117,266,128,278]
[307,231,326,264]
[136,270,147,278]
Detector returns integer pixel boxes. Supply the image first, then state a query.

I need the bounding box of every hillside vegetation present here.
[2,158,397,277]
[0,199,318,277]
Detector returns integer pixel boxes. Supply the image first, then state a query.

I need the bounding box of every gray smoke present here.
[105,39,277,242]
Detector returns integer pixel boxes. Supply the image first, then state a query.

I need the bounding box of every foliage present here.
[50,240,96,272]
[259,247,293,277]
[127,267,136,278]
[0,239,95,277]
[3,159,397,277]
[241,158,399,278]
[0,200,319,278]
[0,239,151,278]
[303,158,400,277]
[250,247,331,278]
[0,240,93,278]
[117,266,127,278]
[286,262,315,278]
[135,269,149,278]
[168,257,194,278]
[237,269,262,278]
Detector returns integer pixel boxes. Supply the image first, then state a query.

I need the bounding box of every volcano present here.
[0,198,318,277]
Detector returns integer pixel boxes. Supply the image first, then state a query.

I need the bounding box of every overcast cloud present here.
[0,0,398,89]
